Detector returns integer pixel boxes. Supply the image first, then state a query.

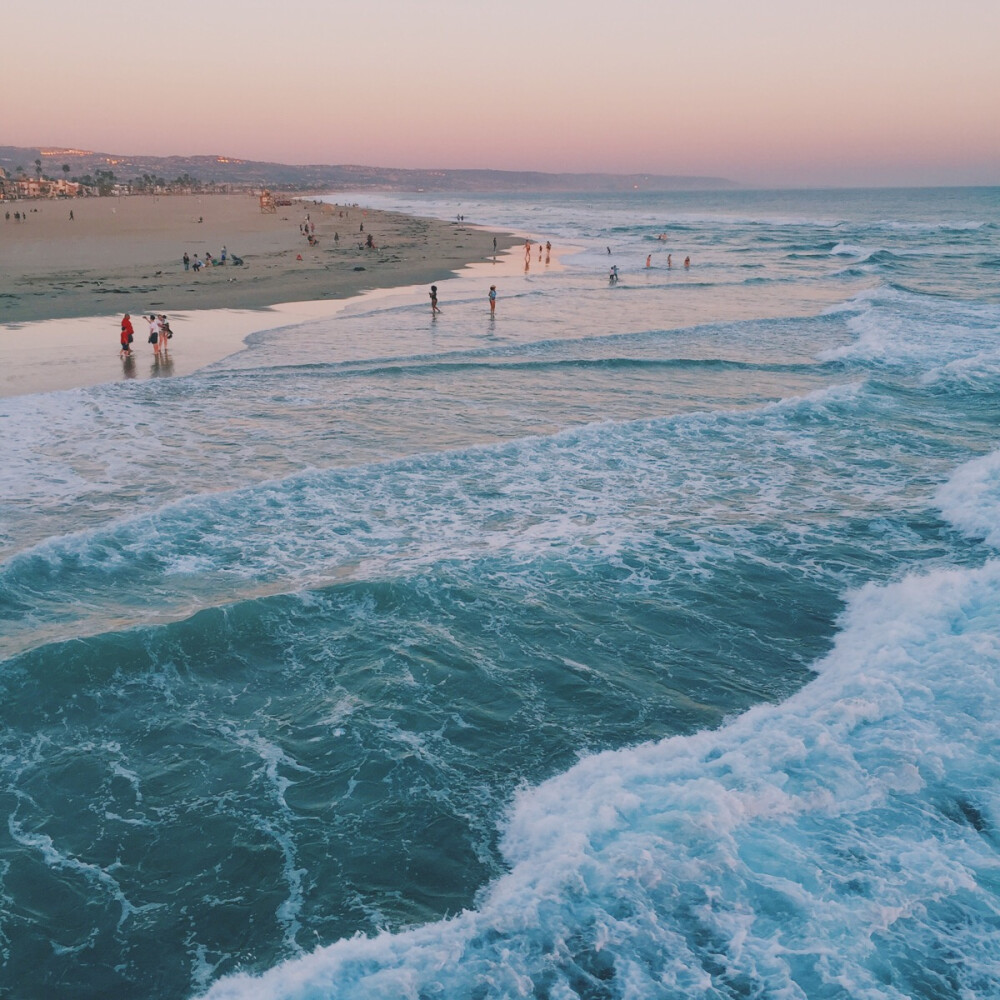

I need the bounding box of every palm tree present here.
[34,158,42,179]
[95,168,116,197]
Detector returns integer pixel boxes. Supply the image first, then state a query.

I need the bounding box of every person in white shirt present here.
[147,314,163,355]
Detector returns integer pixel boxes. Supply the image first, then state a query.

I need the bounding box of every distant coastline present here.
[0,144,737,197]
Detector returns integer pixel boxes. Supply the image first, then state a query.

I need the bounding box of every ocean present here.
[1,186,998,999]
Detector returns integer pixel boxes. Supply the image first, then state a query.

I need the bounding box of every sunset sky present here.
[4,0,998,187]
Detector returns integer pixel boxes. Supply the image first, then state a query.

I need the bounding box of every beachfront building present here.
[4,176,88,200]
[44,178,84,198]
[13,177,45,199]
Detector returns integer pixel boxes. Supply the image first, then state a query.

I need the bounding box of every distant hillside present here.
[0,145,736,193]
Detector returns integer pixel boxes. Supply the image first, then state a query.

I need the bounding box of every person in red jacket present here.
[120,313,134,357]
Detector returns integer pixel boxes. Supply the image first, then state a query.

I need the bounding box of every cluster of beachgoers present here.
[0,193,521,394]
[0,193,516,326]
[118,312,173,358]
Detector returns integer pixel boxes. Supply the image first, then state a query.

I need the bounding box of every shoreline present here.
[0,251,541,399]
[0,193,527,398]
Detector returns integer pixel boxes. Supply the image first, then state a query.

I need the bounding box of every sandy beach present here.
[0,193,520,396]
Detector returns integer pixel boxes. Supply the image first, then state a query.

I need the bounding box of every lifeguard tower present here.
[259,189,276,214]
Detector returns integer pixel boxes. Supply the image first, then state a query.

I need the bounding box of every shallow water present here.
[2,187,999,999]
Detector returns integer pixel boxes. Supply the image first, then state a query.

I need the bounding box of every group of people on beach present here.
[426,234,691,320]
[296,211,385,252]
[428,283,498,318]
[301,219,322,247]
[611,249,689,283]
[183,246,234,272]
[522,239,552,272]
[119,312,172,359]
[116,223,691,368]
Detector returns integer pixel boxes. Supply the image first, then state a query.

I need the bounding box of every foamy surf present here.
[2,186,998,1000]
[199,552,1000,1000]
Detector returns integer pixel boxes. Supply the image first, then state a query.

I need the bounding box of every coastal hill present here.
[0,145,736,193]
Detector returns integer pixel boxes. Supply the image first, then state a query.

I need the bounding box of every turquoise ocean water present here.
[1,187,999,999]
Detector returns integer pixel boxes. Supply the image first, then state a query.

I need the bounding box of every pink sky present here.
[3,0,998,187]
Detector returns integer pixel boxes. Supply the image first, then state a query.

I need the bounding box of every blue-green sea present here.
[2,187,999,999]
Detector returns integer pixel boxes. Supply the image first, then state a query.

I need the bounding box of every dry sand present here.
[0,193,515,322]
[0,193,521,397]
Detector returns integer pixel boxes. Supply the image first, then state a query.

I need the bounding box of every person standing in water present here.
[147,314,162,355]
[488,285,497,318]
[429,285,440,314]
[120,314,134,357]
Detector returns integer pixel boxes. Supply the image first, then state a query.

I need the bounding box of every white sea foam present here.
[0,376,873,648]
[923,347,1000,395]
[0,374,945,661]
[198,552,1000,1000]
[5,187,998,1000]
[937,449,1000,550]
[818,285,1000,368]
[829,242,871,258]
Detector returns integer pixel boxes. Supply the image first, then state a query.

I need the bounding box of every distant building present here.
[50,178,83,197]
[15,177,45,198]
[3,175,88,199]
